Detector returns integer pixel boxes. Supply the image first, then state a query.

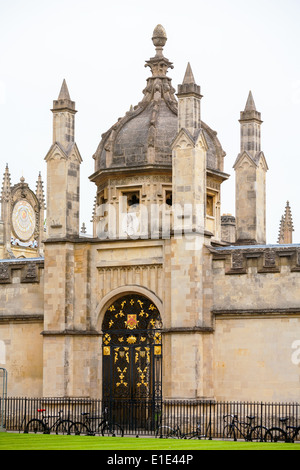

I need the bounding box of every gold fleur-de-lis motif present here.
[137,367,148,388]
[116,367,128,387]
[108,305,116,312]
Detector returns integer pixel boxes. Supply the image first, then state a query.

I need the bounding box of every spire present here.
[278,201,294,244]
[35,172,46,209]
[183,62,196,85]
[1,164,11,203]
[239,90,263,157]
[58,79,71,101]
[51,80,77,148]
[177,62,202,136]
[178,62,202,98]
[235,92,268,245]
[52,79,76,113]
[244,91,257,112]
[240,90,262,123]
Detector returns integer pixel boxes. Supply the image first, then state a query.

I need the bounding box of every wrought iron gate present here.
[102,294,162,404]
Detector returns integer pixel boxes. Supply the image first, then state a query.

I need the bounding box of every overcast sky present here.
[1,0,299,243]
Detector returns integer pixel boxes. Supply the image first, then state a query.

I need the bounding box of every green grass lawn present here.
[0,433,300,451]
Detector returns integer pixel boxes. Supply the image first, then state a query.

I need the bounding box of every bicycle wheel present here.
[223,424,236,441]
[187,432,205,440]
[264,427,287,443]
[250,425,268,442]
[55,419,75,435]
[101,423,124,437]
[290,427,300,443]
[24,419,46,434]
[68,421,91,436]
[155,425,176,438]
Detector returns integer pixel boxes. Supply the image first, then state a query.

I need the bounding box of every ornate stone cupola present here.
[91,24,178,175]
[90,25,228,242]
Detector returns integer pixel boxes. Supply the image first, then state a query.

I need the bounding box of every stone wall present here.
[211,244,300,401]
[0,258,44,396]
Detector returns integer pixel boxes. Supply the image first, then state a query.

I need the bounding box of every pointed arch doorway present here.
[102,293,163,404]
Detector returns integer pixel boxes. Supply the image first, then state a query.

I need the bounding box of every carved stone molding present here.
[0,259,44,284]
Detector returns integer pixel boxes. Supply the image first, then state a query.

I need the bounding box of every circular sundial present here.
[12,200,36,242]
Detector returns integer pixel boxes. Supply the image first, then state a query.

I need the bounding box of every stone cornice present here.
[162,326,214,334]
[41,329,100,337]
[213,308,300,318]
[0,314,43,323]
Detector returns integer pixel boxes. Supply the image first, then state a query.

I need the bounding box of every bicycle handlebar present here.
[81,408,109,417]
[37,409,64,418]
[223,414,238,421]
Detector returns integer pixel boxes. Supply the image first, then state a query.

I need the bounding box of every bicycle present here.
[223,414,267,442]
[186,421,211,440]
[24,409,76,435]
[265,417,300,443]
[69,407,124,437]
[156,424,186,439]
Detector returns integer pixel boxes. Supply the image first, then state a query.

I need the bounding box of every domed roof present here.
[92,25,226,175]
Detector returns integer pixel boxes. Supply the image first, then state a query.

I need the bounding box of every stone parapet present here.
[0,257,44,284]
[211,244,300,275]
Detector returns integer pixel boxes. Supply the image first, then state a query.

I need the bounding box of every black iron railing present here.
[1,397,299,440]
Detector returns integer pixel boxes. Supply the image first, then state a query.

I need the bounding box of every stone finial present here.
[152,24,167,56]
[146,25,173,77]
[278,201,294,244]
[36,172,46,209]
[1,164,11,203]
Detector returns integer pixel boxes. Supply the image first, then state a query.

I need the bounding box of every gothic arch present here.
[95,285,164,332]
